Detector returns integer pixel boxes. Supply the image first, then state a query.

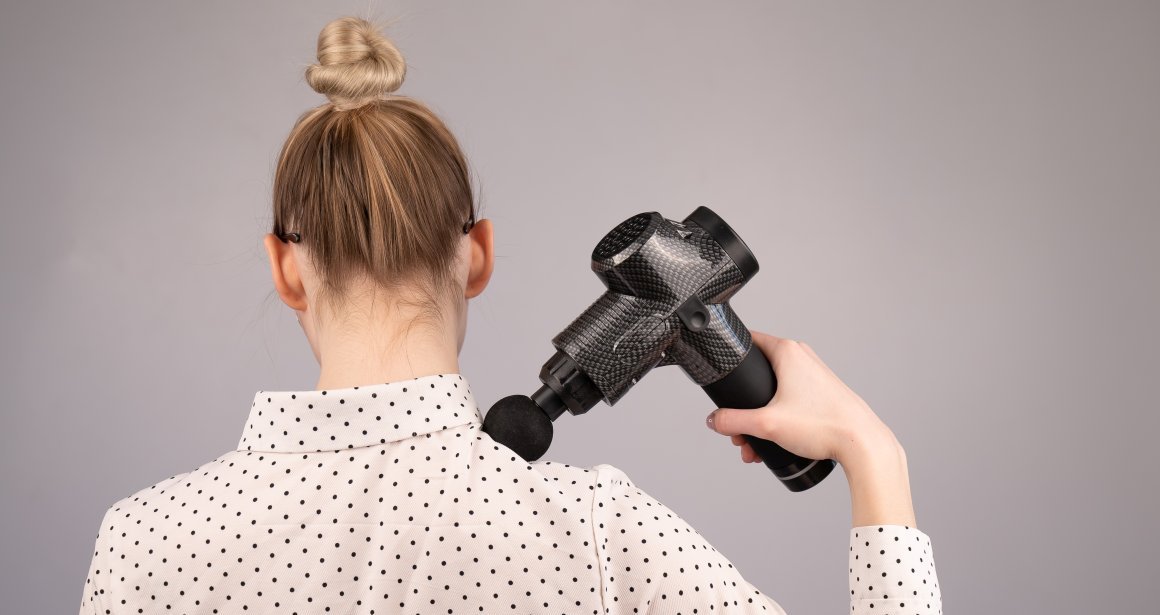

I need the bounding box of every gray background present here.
[2,1,1157,613]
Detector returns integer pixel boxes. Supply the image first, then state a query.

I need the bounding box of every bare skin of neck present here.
[307,287,465,391]
[262,220,494,393]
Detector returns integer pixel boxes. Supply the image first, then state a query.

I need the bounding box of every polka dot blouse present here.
[79,373,941,614]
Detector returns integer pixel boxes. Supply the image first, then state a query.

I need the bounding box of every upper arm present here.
[78,505,116,615]
[589,464,786,615]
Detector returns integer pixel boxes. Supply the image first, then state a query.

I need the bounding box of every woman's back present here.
[79,374,784,614]
[79,16,940,615]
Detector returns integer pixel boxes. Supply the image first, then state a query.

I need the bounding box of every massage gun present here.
[482,207,836,492]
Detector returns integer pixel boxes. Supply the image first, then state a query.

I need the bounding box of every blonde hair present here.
[272,16,476,318]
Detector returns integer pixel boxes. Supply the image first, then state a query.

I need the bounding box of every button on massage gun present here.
[482,207,836,492]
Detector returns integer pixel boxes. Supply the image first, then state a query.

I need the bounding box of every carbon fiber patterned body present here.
[551,210,755,407]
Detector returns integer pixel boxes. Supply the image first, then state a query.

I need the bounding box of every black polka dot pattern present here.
[586,465,787,613]
[77,372,940,614]
[849,525,942,614]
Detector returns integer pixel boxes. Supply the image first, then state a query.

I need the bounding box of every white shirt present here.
[79,373,941,614]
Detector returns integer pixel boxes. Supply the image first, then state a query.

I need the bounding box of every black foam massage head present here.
[481,395,553,461]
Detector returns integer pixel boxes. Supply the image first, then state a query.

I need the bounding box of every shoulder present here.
[80,463,206,611]
[544,462,786,614]
[97,471,193,534]
[526,460,690,530]
[525,460,647,510]
[530,459,634,488]
[92,451,241,545]
[106,471,193,510]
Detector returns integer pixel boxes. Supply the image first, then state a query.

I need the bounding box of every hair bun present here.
[305,16,406,110]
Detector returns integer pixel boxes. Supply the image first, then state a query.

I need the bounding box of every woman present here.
[79,16,941,615]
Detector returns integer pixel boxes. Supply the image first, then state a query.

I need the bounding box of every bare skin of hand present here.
[706,330,917,528]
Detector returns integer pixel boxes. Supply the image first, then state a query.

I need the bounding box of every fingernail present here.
[705,412,715,430]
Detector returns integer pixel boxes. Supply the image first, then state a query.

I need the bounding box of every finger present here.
[750,330,802,374]
[706,406,771,438]
[727,433,762,462]
[750,329,785,345]
[749,330,784,363]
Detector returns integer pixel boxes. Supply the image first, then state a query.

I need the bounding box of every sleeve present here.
[849,525,942,614]
[78,507,112,615]
[589,464,788,615]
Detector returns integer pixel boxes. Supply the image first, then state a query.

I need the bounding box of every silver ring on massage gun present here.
[684,206,836,492]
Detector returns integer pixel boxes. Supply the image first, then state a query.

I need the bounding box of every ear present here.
[464,218,495,299]
[263,233,309,311]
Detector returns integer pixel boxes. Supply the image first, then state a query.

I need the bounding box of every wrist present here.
[835,418,902,470]
[838,424,916,528]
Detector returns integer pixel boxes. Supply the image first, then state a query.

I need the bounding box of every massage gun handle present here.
[701,346,837,492]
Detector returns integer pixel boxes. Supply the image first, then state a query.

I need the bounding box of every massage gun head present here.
[590,207,758,295]
[536,206,762,415]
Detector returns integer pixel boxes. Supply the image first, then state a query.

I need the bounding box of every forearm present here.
[838,428,917,528]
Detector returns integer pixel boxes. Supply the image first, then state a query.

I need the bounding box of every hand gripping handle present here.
[701,346,836,492]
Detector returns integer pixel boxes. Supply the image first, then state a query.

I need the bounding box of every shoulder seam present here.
[588,465,613,615]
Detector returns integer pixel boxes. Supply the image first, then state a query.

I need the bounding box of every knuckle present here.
[756,411,779,438]
[776,339,802,358]
[751,333,770,349]
[719,410,737,431]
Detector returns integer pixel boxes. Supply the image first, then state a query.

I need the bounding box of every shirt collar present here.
[237,373,481,453]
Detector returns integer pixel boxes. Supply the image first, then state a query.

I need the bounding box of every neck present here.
[311,299,462,391]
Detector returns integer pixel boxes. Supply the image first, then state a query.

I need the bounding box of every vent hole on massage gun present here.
[593,213,652,260]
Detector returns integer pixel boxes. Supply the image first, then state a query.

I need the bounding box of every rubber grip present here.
[701,345,836,492]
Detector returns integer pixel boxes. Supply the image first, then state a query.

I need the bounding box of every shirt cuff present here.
[849,525,942,615]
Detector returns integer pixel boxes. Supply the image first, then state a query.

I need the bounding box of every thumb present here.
[705,406,768,437]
